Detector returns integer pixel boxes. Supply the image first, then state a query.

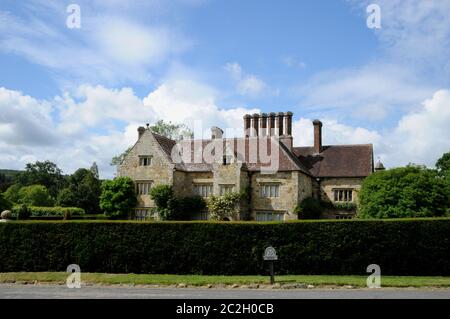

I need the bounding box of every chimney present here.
[313,120,322,153]
[276,112,284,136]
[252,113,259,136]
[268,112,276,136]
[259,113,267,136]
[243,114,251,137]
[211,126,223,139]
[137,126,146,139]
[285,111,293,136]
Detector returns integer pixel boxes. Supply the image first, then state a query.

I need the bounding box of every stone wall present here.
[250,171,312,221]
[117,130,174,208]
[318,177,363,219]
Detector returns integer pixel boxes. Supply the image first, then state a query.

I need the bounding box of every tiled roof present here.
[293,144,373,177]
[153,132,373,178]
[153,134,311,175]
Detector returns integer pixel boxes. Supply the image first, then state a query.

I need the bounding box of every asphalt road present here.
[1,284,449,299]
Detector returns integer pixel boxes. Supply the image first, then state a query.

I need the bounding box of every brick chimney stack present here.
[313,120,322,153]
[137,126,146,139]
[243,114,251,137]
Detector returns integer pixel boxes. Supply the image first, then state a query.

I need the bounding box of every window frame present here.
[194,184,213,198]
[135,181,153,195]
[333,189,353,202]
[139,156,153,166]
[259,183,280,198]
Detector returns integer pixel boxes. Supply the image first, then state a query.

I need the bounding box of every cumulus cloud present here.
[0,2,189,85]
[0,81,259,178]
[224,62,273,97]
[294,63,435,121]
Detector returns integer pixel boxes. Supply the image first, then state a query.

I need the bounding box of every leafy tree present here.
[0,172,14,192]
[206,192,242,221]
[149,120,193,140]
[110,120,193,167]
[18,185,53,207]
[0,192,12,212]
[110,147,132,167]
[99,177,137,219]
[436,152,450,174]
[358,165,448,218]
[295,197,322,219]
[15,161,66,198]
[4,184,21,204]
[57,168,101,213]
[436,152,450,211]
[90,162,99,179]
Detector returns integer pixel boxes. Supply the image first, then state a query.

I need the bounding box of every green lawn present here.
[1,272,450,288]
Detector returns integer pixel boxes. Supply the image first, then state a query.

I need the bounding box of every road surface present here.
[0,284,449,299]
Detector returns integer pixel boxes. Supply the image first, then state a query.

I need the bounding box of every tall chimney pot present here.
[313,119,322,153]
[252,113,260,136]
[243,114,251,137]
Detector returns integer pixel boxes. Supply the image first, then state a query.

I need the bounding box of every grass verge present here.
[1,272,450,288]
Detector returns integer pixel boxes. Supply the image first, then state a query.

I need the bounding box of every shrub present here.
[4,184,21,204]
[18,185,53,207]
[358,165,448,218]
[16,204,30,220]
[149,185,174,208]
[207,192,241,221]
[149,185,205,220]
[295,197,322,219]
[0,219,449,276]
[11,206,84,218]
[99,177,136,219]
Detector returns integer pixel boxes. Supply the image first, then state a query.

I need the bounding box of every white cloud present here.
[224,62,273,97]
[0,4,189,85]
[294,63,435,121]
[0,80,259,178]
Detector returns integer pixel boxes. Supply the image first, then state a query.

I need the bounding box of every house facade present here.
[118,112,375,221]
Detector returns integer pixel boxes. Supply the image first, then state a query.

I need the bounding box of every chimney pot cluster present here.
[244,111,293,137]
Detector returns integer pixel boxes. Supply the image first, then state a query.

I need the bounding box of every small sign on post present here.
[263,246,278,284]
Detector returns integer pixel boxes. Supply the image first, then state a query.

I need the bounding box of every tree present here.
[4,184,21,204]
[358,165,448,218]
[149,120,193,140]
[99,177,137,219]
[0,192,12,212]
[18,185,53,207]
[436,152,450,210]
[206,192,241,221]
[110,147,132,167]
[57,168,101,213]
[110,120,193,167]
[15,161,66,198]
[90,162,99,179]
[436,152,450,174]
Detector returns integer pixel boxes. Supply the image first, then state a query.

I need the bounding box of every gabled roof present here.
[152,131,373,178]
[293,144,374,178]
[152,133,311,175]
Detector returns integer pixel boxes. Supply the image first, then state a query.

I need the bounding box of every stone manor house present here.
[118,112,378,221]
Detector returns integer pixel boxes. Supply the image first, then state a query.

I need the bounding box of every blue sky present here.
[0,0,449,178]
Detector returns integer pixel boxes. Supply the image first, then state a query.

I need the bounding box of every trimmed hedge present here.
[11,206,85,218]
[0,218,449,275]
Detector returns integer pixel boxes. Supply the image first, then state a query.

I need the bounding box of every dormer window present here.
[139,156,152,166]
